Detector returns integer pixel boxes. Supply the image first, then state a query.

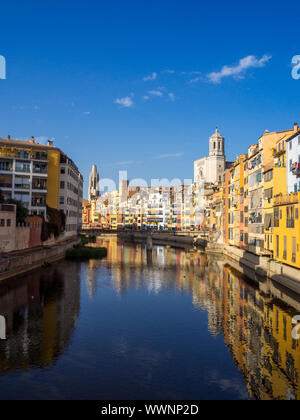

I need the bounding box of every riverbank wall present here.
[98,231,300,293]
[0,237,79,282]
[206,242,300,295]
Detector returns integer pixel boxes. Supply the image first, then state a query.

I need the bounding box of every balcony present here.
[15,166,30,173]
[272,148,285,158]
[32,152,48,161]
[33,165,47,174]
[0,183,12,189]
[274,192,299,206]
[15,183,30,190]
[32,179,47,190]
[291,162,300,176]
[31,199,46,207]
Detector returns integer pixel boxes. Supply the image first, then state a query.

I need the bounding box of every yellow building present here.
[273,192,300,268]
[270,129,300,268]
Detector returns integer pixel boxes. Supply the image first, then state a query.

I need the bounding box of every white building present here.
[194,128,226,185]
[286,133,300,194]
[59,153,83,236]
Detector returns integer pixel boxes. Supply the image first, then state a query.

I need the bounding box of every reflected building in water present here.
[0,262,81,370]
[93,237,300,400]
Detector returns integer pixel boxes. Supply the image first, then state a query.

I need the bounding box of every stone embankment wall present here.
[221,244,300,294]
[0,237,79,282]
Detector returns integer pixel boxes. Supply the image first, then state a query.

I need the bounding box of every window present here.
[59,197,65,205]
[274,207,279,227]
[283,236,287,260]
[292,237,296,263]
[6,219,11,227]
[60,181,65,189]
[60,167,65,174]
[0,219,4,227]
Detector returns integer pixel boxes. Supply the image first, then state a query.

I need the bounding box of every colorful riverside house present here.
[228,166,235,245]
[223,167,231,244]
[261,126,297,256]
[243,155,249,250]
[273,192,300,268]
[286,128,300,194]
[272,126,300,269]
[232,155,247,249]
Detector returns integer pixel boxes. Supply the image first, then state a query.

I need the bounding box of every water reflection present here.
[0,237,299,400]
[0,264,80,371]
[95,237,300,400]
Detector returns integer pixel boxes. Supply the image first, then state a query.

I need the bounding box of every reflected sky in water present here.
[0,238,299,400]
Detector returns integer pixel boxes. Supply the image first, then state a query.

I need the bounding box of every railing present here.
[0,183,12,188]
[272,148,285,158]
[14,184,30,190]
[32,184,47,190]
[33,168,47,174]
[274,193,300,205]
[31,201,46,207]
[15,167,30,173]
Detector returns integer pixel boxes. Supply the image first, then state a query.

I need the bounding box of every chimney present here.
[30,136,35,144]
[294,122,298,132]
[47,140,53,146]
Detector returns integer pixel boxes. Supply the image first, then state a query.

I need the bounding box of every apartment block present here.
[0,135,83,238]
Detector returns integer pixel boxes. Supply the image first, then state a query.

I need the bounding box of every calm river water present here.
[0,238,299,400]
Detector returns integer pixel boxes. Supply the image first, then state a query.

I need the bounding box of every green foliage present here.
[41,206,66,241]
[66,246,107,261]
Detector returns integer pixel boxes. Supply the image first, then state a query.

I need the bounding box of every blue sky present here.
[1,0,300,197]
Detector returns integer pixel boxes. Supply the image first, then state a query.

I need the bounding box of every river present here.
[0,237,299,400]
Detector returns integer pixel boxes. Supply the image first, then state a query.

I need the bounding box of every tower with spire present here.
[88,165,100,202]
[209,128,225,157]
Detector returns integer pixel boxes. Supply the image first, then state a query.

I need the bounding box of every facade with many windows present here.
[59,153,83,236]
[0,135,83,237]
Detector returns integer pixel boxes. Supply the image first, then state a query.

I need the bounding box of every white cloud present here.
[143,72,157,81]
[161,69,175,74]
[168,93,175,101]
[143,95,150,100]
[157,152,184,159]
[83,111,91,115]
[115,160,135,166]
[115,97,134,108]
[207,54,272,84]
[148,90,163,97]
